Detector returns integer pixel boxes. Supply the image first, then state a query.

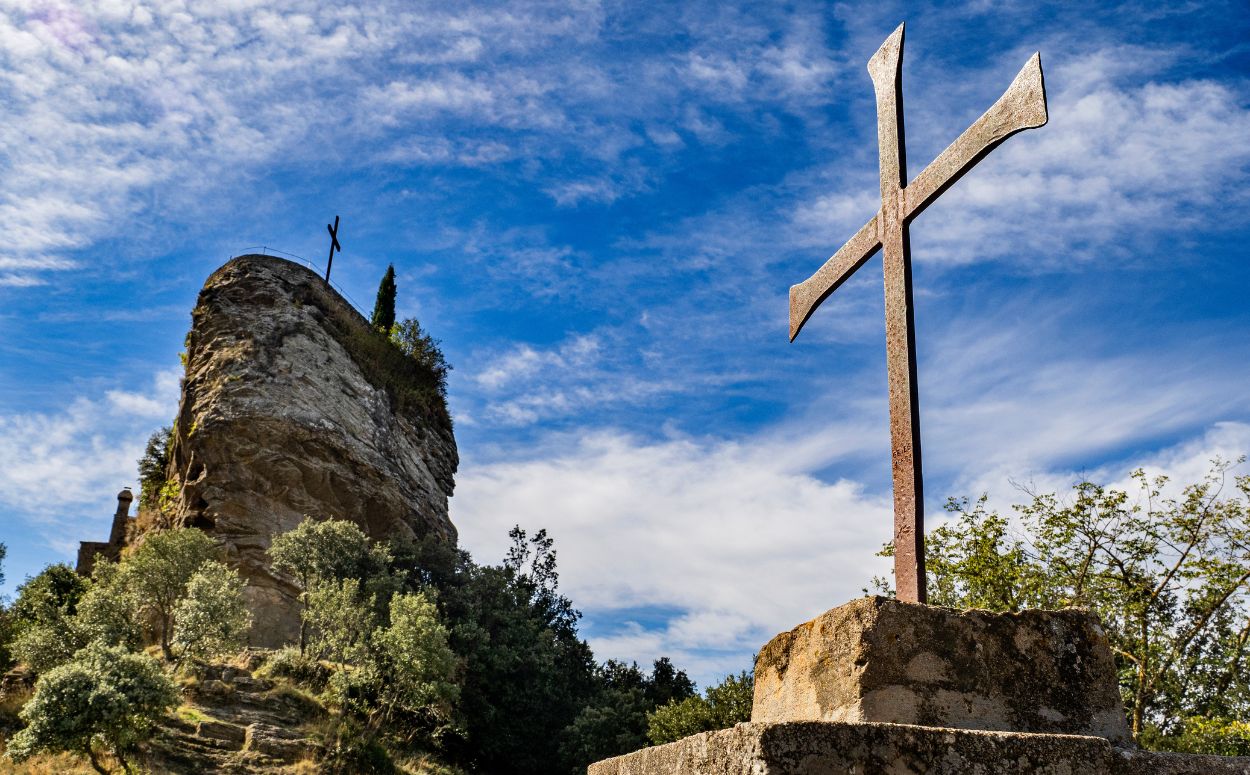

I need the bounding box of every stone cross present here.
[325,214,342,282]
[788,23,1047,603]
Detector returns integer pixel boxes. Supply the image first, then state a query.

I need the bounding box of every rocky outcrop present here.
[165,255,457,646]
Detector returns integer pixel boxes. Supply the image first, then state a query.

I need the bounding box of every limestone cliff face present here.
[166,255,457,646]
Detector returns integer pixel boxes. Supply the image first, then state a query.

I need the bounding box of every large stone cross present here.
[788,24,1047,603]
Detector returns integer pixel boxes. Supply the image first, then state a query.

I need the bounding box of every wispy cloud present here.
[0,367,180,553]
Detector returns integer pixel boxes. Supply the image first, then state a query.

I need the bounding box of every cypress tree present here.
[370,264,397,333]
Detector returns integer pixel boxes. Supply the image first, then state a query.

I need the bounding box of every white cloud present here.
[453,429,893,684]
[0,368,180,552]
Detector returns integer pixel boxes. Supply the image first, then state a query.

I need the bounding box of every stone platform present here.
[587,721,1250,775]
[588,597,1250,774]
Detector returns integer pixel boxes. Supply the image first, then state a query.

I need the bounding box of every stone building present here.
[76,487,135,576]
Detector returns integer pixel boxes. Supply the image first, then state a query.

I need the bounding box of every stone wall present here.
[588,721,1250,775]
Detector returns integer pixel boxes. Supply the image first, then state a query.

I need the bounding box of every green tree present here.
[389,317,450,398]
[560,659,697,768]
[370,590,459,729]
[395,527,597,774]
[8,564,91,673]
[6,643,177,774]
[137,426,173,511]
[268,517,394,654]
[305,577,377,669]
[123,528,217,660]
[10,563,88,630]
[874,460,1250,747]
[171,560,252,660]
[370,264,398,333]
[646,671,754,745]
[74,560,142,653]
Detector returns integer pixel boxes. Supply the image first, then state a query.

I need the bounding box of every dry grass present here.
[394,754,469,774]
[279,757,322,775]
[0,750,104,774]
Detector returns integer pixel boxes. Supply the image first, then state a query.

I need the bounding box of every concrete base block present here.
[587,721,1250,775]
[753,597,1131,743]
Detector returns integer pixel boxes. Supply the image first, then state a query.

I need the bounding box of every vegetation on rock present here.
[873,459,1250,753]
[136,426,172,512]
[370,264,398,334]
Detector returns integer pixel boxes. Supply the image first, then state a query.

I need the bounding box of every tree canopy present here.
[6,642,178,774]
[874,460,1250,752]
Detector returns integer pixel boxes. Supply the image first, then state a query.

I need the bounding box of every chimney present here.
[109,487,134,547]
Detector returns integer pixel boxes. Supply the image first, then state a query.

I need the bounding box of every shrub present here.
[647,671,754,745]
[256,646,331,691]
[6,643,177,774]
[171,561,252,660]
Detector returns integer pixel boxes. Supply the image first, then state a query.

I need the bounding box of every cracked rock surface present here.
[165,255,458,646]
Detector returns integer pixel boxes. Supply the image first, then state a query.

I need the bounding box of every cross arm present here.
[789,213,881,341]
[903,53,1047,222]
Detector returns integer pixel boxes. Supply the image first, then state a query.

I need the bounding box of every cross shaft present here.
[325,215,342,282]
[788,23,1047,603]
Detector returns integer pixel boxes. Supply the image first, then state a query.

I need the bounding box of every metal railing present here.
[226,245,369,316]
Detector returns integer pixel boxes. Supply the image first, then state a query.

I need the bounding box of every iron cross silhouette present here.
[325,215,342,282]
[788,24,1047,604]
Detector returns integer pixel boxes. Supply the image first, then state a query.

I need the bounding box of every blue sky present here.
[1,0,1249,687]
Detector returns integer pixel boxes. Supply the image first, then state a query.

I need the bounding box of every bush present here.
[256,646,331,691]
[171,561,252,660]
[647,671,754,745]
[6,643,177,774]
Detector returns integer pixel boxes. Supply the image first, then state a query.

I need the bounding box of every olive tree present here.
[171,560,252,659]
[6,643,177,774]
[122,528,218,659]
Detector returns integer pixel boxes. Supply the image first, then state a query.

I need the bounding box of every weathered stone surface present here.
[753,597,1130,743]
[164,254,458,646]
[588,721,1250,775]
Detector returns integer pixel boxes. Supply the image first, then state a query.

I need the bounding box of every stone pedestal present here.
[752,596,1131,743]
[588,597,1250,774]
[588,721,1250,775]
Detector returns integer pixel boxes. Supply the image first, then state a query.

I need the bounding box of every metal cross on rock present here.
[788,23,1048,604]
[325,215,342,282]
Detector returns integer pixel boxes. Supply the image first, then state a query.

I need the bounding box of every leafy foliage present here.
[306,578,377,669]
[646,671,754,745]
[389,526,703,774]
[123,528,218,659]
[370,264,397,333]
[136,426,172,512]
[8,565,91,674]
[370,591,459,726]
[10,564,87,630]
[389,318,451,400]
[171,560,252,659]
[874,460,1250,748]
[5,643,177,774]
[560,659,697,767]
[269,517,395,654]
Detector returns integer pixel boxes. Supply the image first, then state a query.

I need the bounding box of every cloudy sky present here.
[2,0,1249,686]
